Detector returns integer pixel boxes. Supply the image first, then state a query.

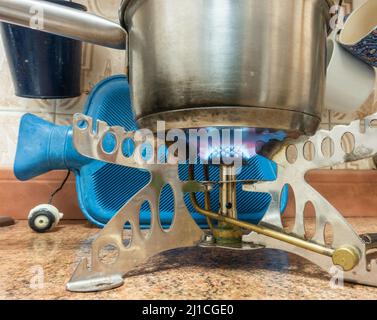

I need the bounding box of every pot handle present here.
[0,0,127,50]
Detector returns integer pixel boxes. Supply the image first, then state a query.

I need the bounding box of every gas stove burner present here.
[206,145,251,165]
[65,113,377,292]
[196,128,287,166]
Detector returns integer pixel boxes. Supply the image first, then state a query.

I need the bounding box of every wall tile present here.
[55,114,74,126]
[321,109,330,124]
[54,94,87,116]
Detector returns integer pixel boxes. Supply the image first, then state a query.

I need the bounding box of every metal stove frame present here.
[66,112,377,292]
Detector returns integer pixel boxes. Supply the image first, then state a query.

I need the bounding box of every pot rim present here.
[45,0,87,12]
[119,0,335,31]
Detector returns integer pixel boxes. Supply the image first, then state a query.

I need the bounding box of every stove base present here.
[67,112,377,292]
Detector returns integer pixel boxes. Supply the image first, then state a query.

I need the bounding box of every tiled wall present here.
[0,0,376,170]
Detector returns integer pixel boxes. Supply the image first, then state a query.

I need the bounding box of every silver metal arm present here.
[0,0,127,49]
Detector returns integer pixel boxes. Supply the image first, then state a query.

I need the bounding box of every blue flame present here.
[201,129,287,162]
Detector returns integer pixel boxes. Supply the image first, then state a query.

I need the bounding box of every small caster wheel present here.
[28,204,63,233]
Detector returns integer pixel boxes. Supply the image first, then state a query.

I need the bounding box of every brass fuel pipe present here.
[188,165,360,271]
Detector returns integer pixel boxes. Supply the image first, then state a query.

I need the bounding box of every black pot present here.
[0,0,87,99]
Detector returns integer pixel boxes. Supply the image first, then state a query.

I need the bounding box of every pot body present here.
[122,0,331,135]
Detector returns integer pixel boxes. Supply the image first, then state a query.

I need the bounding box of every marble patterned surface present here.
[1,219,377,300]
[0,0,376,169]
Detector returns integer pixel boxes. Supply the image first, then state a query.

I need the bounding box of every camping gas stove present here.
[1,0,377,292]
[65,112,377,292]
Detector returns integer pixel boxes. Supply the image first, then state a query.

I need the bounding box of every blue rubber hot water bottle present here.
[14,75,286,228]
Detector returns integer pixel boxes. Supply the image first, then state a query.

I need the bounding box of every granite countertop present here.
[1,219,377,300]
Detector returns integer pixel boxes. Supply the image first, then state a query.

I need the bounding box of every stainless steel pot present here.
[0,0,333,135]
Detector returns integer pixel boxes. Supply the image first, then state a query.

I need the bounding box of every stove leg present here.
[67,114,204,292]
[244,113,377,287]
[67,176,204,292]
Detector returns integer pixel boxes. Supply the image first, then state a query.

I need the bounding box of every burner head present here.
[205,145,251,165]
[195,128,287,166]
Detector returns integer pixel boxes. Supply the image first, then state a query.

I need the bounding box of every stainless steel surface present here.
[120,0,335,29]
[243,112,377,287]
[139,108,321,137]
[123,0,331,135]
[0,0,126,49]
[68,114,204,292]
[219,166,237,218]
